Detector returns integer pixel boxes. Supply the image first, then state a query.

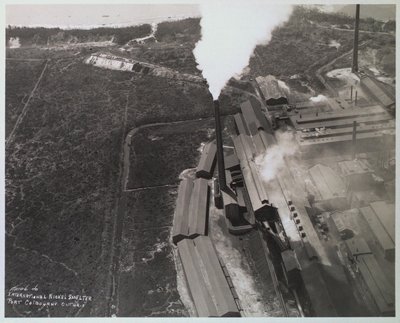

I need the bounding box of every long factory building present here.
[172,96,395,316]
[172,143,241,317]
[288,105,395,156]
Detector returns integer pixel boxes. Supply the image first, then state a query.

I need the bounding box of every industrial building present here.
[359,202,395,261]
[307,164,349,211]
[172,4,395,317]
[177,236,240,317]
[288,105,395,155]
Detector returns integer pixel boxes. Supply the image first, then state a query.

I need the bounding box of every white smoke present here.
[255,131,298,182]
[309,94,328,102]
[194,1,292,99]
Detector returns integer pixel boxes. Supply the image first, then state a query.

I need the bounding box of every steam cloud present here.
[194,2,292,99]
[255,131,298,182]
[309,94,328,102]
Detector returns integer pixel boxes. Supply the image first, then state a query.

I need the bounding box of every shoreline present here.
[6,15,201,31]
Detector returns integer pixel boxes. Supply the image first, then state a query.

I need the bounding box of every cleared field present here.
[127,119,214,189]
[5,58,129,317]
[117,187,187,317]
[5,44,234,317]
[5,60,46,138]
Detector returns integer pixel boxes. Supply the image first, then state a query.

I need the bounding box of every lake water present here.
[6,4,200,29]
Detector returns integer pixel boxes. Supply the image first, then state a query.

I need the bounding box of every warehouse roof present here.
[196,141,217,179]
[172,178,194,244]
[177,236,240,317]
[188,178,210,238]
[369,201,395,243]
[233,134,271,220]
[359,205,394,253]
[240,99,272,135]
[308,164,347,201]
[233,113,249,136]
[240,101,262,135]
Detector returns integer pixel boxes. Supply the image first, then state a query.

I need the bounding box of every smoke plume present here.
[194,2,292,99]
[309,94,328,102]
[255,131,298,182]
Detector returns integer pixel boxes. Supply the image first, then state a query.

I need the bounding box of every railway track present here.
[257,229,305,317]
[257,230,290,316]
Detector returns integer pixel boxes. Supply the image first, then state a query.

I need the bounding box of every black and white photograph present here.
[2,0,397,319]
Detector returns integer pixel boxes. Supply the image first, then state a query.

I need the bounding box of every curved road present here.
[108,115,215,316]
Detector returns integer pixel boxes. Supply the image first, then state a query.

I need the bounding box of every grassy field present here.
[127,119,214,189]
[5,60,46,138]
[117,187,187,317]
[5,57,129,317]
[5,33,239,317]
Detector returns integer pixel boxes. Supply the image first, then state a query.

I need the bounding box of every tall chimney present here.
[214,100,226,191]
[352,4,360,73]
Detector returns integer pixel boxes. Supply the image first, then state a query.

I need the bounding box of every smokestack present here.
[214,100,226,191]
[352,121,357,159]
[352,4,360,73]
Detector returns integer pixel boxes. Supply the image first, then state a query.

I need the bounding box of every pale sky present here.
[6,4,201,29]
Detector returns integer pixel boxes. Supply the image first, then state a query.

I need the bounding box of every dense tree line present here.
[292,6,395,32]
[155,17,201,43]
[6,24,152,46]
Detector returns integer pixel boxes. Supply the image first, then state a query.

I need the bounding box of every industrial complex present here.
[172,5,395,317]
